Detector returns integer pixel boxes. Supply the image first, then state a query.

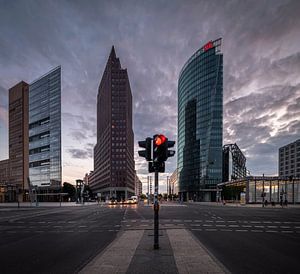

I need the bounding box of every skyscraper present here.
[28,66,62,188]
[9,81,29,197]
[178,39,223,202]
[92,46,135,200]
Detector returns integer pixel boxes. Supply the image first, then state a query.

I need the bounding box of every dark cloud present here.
[0,0,299,180]
[68,146,93,159]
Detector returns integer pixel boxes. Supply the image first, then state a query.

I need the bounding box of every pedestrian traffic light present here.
[138,137,152,161]
[153,134,175,163]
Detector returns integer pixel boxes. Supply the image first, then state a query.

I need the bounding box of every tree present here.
[62,182,76,201]
[140,194,147,200]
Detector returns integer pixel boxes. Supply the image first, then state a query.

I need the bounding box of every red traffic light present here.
[154,134,166,146]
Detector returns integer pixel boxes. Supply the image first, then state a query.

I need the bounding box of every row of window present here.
[29,159,50,168]
[29,131,50,142]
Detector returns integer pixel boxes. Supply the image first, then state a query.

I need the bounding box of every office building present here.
[222,143,247,182]
[92,46,135,200]
[279,139,300,178]
[8,81,29,196]
[29,66,62,188]
[178,39,223,201]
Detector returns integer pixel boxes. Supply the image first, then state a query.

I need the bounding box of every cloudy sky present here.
[0,0,300,190]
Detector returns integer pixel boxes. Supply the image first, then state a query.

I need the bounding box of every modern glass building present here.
[178,39,223,202]
[218,176,300,204]
[222,143,247,182]
[28,67,61,187]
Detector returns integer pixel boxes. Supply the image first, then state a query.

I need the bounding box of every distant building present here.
[92,46,135,200]
[170,168,178,195]
[0,159,10,185]
[9,81,30,195]
[222,143,247,182]
[177,39,223,202]
[29,67,62,188]
[83,171,94,186]
[135,173,142,197]
[279,139,300,178]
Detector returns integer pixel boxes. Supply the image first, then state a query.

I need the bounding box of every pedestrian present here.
[284,199,288,207]
[271,200,275,207]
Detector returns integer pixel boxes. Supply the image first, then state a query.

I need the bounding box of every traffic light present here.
[153,134,175,163]
[138,137,152,161]
[153,134,167,162]
[167,140,175,158]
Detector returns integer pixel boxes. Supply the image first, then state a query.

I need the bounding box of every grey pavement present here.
[80,228,227,274]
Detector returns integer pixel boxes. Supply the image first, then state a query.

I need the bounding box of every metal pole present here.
[154,169,159,249]
[148,176,150,205]
[167,176,169,200]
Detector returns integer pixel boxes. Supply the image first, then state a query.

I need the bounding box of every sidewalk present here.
[0,202,100,208]
[190,202,300,208]
[80,228,228,274]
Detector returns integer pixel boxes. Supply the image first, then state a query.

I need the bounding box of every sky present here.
[0,0,300,191]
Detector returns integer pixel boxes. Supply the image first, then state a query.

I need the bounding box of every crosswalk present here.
[121,219,300,234]
[1,215,300,234]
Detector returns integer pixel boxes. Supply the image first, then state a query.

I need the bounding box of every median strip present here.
[167,229,227,274]
[79,230,143,274]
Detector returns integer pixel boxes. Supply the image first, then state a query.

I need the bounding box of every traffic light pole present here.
[154,169,159,249]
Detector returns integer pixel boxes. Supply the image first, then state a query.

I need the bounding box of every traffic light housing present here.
[138,137,152,161]
[149,161,165,173]
[153,134,175,163]
[153,134,167,162]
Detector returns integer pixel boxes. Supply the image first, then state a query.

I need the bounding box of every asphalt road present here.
[0,203,299,274]
[0,205,125,274]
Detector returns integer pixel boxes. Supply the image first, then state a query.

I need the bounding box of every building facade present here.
[178,39,223,202]
[279,139,300,178]
[135,173,142,197]
[222,143,247,182]
[8,82,29,196]
[170,168,178,195]
[29,67,62,188]
[0,159,10,185]
[219,176,300,204]
[92,46,135,200]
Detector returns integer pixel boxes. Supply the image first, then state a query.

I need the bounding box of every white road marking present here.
[79,230,143,274]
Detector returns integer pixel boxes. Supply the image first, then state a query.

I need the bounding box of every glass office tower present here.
[29,67,61,187]
[178,39,223,202]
